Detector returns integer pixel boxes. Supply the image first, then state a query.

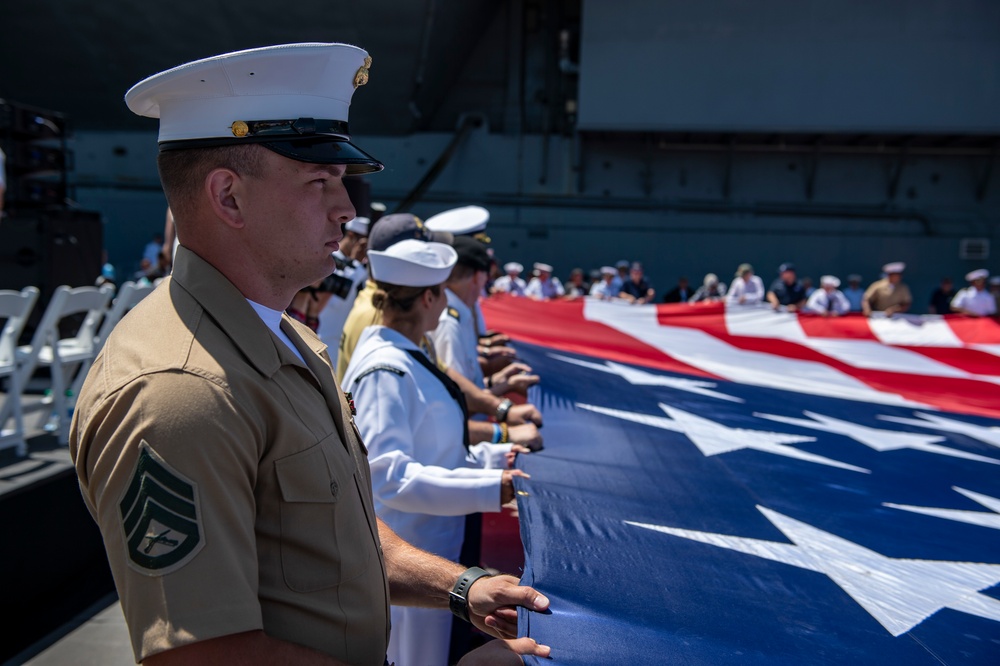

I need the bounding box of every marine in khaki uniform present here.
[862,261,913,317]
[70,42,550,666]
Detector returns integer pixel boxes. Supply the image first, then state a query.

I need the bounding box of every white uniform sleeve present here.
[524,278,541,299]
[950,289,968,311]
[351,367,502,516]
[726,279,744,304]
[467,442,513,469]
[805,289,827,313]
[430,316,474,381]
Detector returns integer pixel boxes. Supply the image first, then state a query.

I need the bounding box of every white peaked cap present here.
[125,43,382,174]
[368,239,457,287]
[820,275,841,288]
[344,217,371,236]
[882,262,906,274]
[534,262,554,273]
[600,266,616,275]
[424,206,490,235]
[504,262,523,274]
[966,268,989,282]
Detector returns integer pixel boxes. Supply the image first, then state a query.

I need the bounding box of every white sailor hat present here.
[820,275,841,288]
[600,266,616,275]
[424,206,490,236]
[504,262,523,274]
[368,239,457,287]
[882,261,906,274]
[344,216,371,236]
[534,262,554,273]
[966,268,989,282]
[125,43,382,174]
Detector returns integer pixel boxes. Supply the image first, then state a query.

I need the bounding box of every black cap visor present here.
[261,137,384,175]
[159,135,383,175]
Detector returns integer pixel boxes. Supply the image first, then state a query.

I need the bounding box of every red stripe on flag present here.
[945,315,1000,345]
[796,313,881,340]
[481,296,718,379]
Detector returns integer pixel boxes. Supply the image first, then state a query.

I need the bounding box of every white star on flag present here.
[755,410,1000,465]
[577,403,869,473]
[627,506,1000,636]
[877,412,1000,449]
[550,353,743,402]
[885,487,1000,530]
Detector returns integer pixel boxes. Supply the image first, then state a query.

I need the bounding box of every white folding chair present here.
[8,284,114,445]
[69,280,156,398]
[0,287,40,456]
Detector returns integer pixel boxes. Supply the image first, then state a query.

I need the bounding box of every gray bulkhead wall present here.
[69,0,998,308]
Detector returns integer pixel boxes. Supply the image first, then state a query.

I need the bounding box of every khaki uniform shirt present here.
[337,279,379,381]
[863,278,913,312]
[70,247,389,664]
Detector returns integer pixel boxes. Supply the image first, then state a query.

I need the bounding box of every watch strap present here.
[448,566,492,623]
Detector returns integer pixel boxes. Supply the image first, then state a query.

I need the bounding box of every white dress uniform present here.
[429,289,485,387]
[343,325,505,666]
[951,287,997,316]
[525,276,565,299]
[493,274,527,296]
[805,288,851,315]
[725,275,766,305]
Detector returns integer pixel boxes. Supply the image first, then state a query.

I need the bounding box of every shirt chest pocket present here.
[274,436,372,592]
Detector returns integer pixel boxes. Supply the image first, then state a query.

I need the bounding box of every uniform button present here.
[329,481,339,498]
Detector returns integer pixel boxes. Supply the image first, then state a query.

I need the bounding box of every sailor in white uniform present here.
[524,262,565,300]
[316,215,370,363]
[951,268,997,317]
[342,238,525,666]
[492,261,527,296]
[804,275,851,316]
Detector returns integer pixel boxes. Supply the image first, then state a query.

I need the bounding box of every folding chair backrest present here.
[21,285,114,372]
[0,287,39,369]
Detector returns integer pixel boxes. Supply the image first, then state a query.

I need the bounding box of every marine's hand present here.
[506,403,543,426]
[508,423,543,451]
[467,573,550,639]
[457,637,552,665]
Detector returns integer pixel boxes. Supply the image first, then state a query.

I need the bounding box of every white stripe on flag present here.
[725,305,807,340]
[868,315,964,347]
[583,301,925,407]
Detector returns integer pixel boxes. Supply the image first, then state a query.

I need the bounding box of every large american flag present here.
[482,296,1000,665]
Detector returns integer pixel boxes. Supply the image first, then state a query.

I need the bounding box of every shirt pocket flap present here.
[275,445,337,503]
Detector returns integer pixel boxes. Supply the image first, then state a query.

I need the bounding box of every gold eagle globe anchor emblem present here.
[353,56,372,88]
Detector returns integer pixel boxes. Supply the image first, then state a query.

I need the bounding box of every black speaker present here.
[0,209,103,336]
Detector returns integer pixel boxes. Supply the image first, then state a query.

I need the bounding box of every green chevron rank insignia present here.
[119,441,204,574]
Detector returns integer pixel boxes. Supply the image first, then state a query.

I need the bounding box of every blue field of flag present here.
[512,341,1000,665]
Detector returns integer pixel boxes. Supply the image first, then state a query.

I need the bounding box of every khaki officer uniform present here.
[863,278,913,313]
[337,279,379,381]
[71,247,389,663]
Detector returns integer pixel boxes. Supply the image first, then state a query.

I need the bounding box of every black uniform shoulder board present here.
[353,364,406,383]
[447,307,461,321]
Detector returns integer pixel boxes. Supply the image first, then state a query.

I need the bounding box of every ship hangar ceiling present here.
[0,0,505,135]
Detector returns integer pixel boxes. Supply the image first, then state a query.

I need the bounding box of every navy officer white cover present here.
[367,239,457,287]
[425,205,490,236]
[125,43,382,173]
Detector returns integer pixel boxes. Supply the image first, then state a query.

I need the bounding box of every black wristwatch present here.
[448,566,493,623]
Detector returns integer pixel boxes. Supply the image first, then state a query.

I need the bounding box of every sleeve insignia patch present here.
[447,307,461,321]
[118,441,204,575]
[352,364,406,383]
